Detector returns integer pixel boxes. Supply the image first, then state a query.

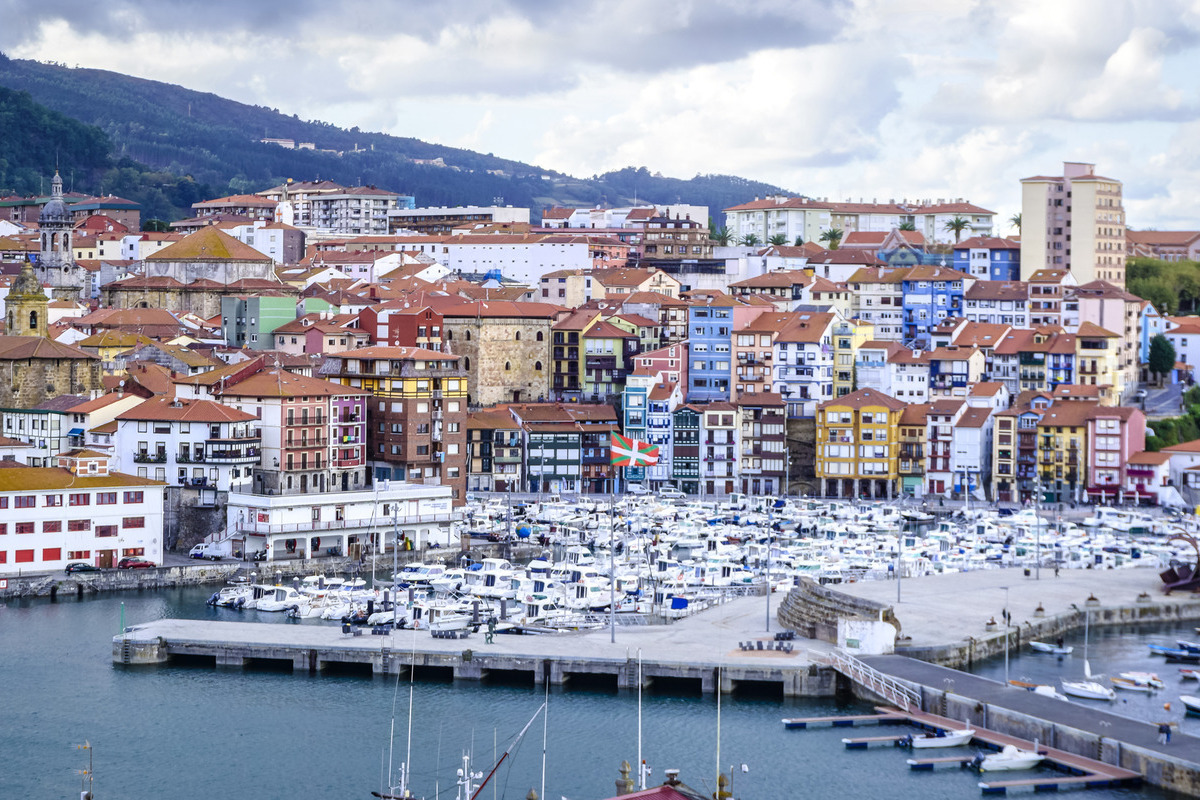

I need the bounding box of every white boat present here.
[1029,641,1073,655]
[1111,677,1154,693]
[1181,695,1200,716]
[1118,671,1165,689]
[907,727,975,748]
[1009,680,1068,701]
[1061,677,1115,701]
[1180,668,1199,680]
[974,744,1045,772]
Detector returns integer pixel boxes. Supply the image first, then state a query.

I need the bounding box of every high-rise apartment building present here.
[1020,162,1126,287]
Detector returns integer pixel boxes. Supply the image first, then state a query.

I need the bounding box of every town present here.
[0,159,1195,575]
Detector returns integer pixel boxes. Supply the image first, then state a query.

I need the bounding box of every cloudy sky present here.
[3,0,1199,228]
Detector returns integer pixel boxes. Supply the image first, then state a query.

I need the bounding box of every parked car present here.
[658,486,685,499]
[626,484,650,496]
[117,557,156,569]
[65,562,100,574]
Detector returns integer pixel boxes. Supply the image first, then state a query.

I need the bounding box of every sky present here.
[2,0,1200,229]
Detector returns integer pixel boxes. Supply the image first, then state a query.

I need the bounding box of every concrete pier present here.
[112,592,833,697]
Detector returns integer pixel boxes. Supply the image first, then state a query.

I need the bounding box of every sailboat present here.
[1060,609,1115,701]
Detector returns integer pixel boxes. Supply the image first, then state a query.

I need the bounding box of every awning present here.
[68,428,84,437]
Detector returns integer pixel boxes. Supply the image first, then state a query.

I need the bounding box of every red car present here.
[117,557,156,569]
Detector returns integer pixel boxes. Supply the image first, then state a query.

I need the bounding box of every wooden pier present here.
[785,705,1142,795]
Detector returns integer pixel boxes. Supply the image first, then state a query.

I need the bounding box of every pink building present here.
[1123,451,1172,505]
[1085,405,1145,503]
[631,342,688,388]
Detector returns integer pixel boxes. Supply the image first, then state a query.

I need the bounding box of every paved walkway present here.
[836,567,1172,648]
[864,655,1200,761]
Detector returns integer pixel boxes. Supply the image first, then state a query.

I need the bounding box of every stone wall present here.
[776,577,900,643]
[444,316,552,406]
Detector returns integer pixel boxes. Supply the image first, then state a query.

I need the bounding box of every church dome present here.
[39,172,71,225]
[10,261,47,299]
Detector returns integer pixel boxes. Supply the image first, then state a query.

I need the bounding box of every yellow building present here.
[1074,321,1122,397]
[1035,401,1092,504]
[831,317,874,398]
[815,388,906,499]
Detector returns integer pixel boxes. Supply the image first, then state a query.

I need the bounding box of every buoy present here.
[1165,702,1172,711]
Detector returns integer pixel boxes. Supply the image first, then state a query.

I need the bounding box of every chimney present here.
[664,769,682,787]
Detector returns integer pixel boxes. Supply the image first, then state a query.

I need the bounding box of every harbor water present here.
[0,585,1171,800]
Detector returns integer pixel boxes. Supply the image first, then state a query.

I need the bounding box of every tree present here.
[738,233,761,247]
[1009,213,1022,234]
[1149,334,1176,386]
[768,233,788,246]
[712,225,732,246]
[943,216,970,243]
[793,235,805,246]
[818,227,844,250]
[898,221,916,231]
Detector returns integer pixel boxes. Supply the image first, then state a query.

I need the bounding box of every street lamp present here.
[1000,585,1011,685]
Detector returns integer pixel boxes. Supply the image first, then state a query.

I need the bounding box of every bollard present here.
[472,600,480,624]
[500,598,508,619]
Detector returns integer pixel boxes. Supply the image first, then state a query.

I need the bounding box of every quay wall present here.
[909,682,1200,796]
[777,581,1200,669]
[897,599,1200,669]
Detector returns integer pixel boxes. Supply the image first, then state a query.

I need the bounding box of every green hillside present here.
[0,53,793,222]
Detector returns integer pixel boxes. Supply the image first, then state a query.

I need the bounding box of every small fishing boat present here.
[1178,640,1200,654]
[1180,668,1199,680]
[905,726,975,749]
[1119,671,1165,689]
[1181,695,1200,716]
[1111,677,1154,693]
[1029,641,1073,655]
[1149,645,1200,663]
[973,744,1045,772]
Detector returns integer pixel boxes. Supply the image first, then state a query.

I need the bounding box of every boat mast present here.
[469,703,546,800]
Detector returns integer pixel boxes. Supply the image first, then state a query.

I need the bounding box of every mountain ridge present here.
[0,53,795,224]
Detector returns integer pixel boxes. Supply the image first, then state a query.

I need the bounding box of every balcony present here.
[134,453,167,463]
[331,456,363,468]
[206,447,261,465]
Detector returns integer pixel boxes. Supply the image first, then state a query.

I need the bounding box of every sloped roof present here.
[820,388,907,411]
[146,226,272,262]
[117,396,256,423]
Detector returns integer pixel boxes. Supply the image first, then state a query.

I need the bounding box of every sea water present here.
[0,586,1166,800]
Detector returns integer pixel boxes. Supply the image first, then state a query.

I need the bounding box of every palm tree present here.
[712,226,732,246]
[768,233,788,246]
[898,221,916,231]
[739,233,761,247]
[1009,213,1022,234]
[943,216,970,243]
[818,228,844,250]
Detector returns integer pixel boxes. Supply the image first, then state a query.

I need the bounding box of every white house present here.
[113,396,259,493]
[773,312,836,418]
[227,481,457,561]
[0,450,166,574]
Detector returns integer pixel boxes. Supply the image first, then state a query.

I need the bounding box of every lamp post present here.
[1034,476,1042,580]
[1000,585,1011,685]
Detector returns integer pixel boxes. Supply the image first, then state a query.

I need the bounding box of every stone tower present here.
[35,171,87,301]
[6,261,49,337]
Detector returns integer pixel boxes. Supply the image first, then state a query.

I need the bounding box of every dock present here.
[786,703,1141,794]
[111,593,835,697]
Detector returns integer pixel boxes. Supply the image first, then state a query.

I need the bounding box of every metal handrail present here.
[811,649,920,711]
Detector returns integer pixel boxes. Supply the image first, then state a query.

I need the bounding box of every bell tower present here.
[34,171,86,301]
[6,261,49,337]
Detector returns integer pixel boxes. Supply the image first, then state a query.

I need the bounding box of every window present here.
[122,517,146,529]
[0,523,6,534]
[68,520,91,531]
[44,493,61,507]
[123,491,144,504]
[42,547,61,562]
[16,522,35,534]
[97,492,117,505]
[68,550,91,560]
[15,549,34,563]
[15,495,35,508]
[96,525,118,538]
[43,521,61,533]
[69,493,89,506]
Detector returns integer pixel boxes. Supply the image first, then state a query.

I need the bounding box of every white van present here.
[189,543,225,561]
[658,485,686,500]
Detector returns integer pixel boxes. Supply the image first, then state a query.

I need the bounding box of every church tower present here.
[34,171,86,301]
[6,261,49,337]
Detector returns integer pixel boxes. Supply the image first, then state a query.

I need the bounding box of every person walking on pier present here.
[1158,721,1172,745]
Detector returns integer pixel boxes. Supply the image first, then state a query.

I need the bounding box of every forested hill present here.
[0,53,793,223]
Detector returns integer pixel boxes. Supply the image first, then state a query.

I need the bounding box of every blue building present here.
[1140,301,1166,366]
[901,265,969,347]
[953,237,1021,281]
[686,302,733,402]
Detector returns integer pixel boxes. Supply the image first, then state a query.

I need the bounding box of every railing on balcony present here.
[134,453,167,463]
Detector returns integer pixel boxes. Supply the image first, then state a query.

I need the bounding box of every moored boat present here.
[1111,677,1154,693]
[1029,641,1073,655]
[905,727,975,748]
[973,744,1045,772]
[1181,695,1200,716]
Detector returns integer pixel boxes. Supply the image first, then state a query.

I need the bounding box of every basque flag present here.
[610,433,660,467]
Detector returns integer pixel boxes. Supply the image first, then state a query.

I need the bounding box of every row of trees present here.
[1127,258,1200,316]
